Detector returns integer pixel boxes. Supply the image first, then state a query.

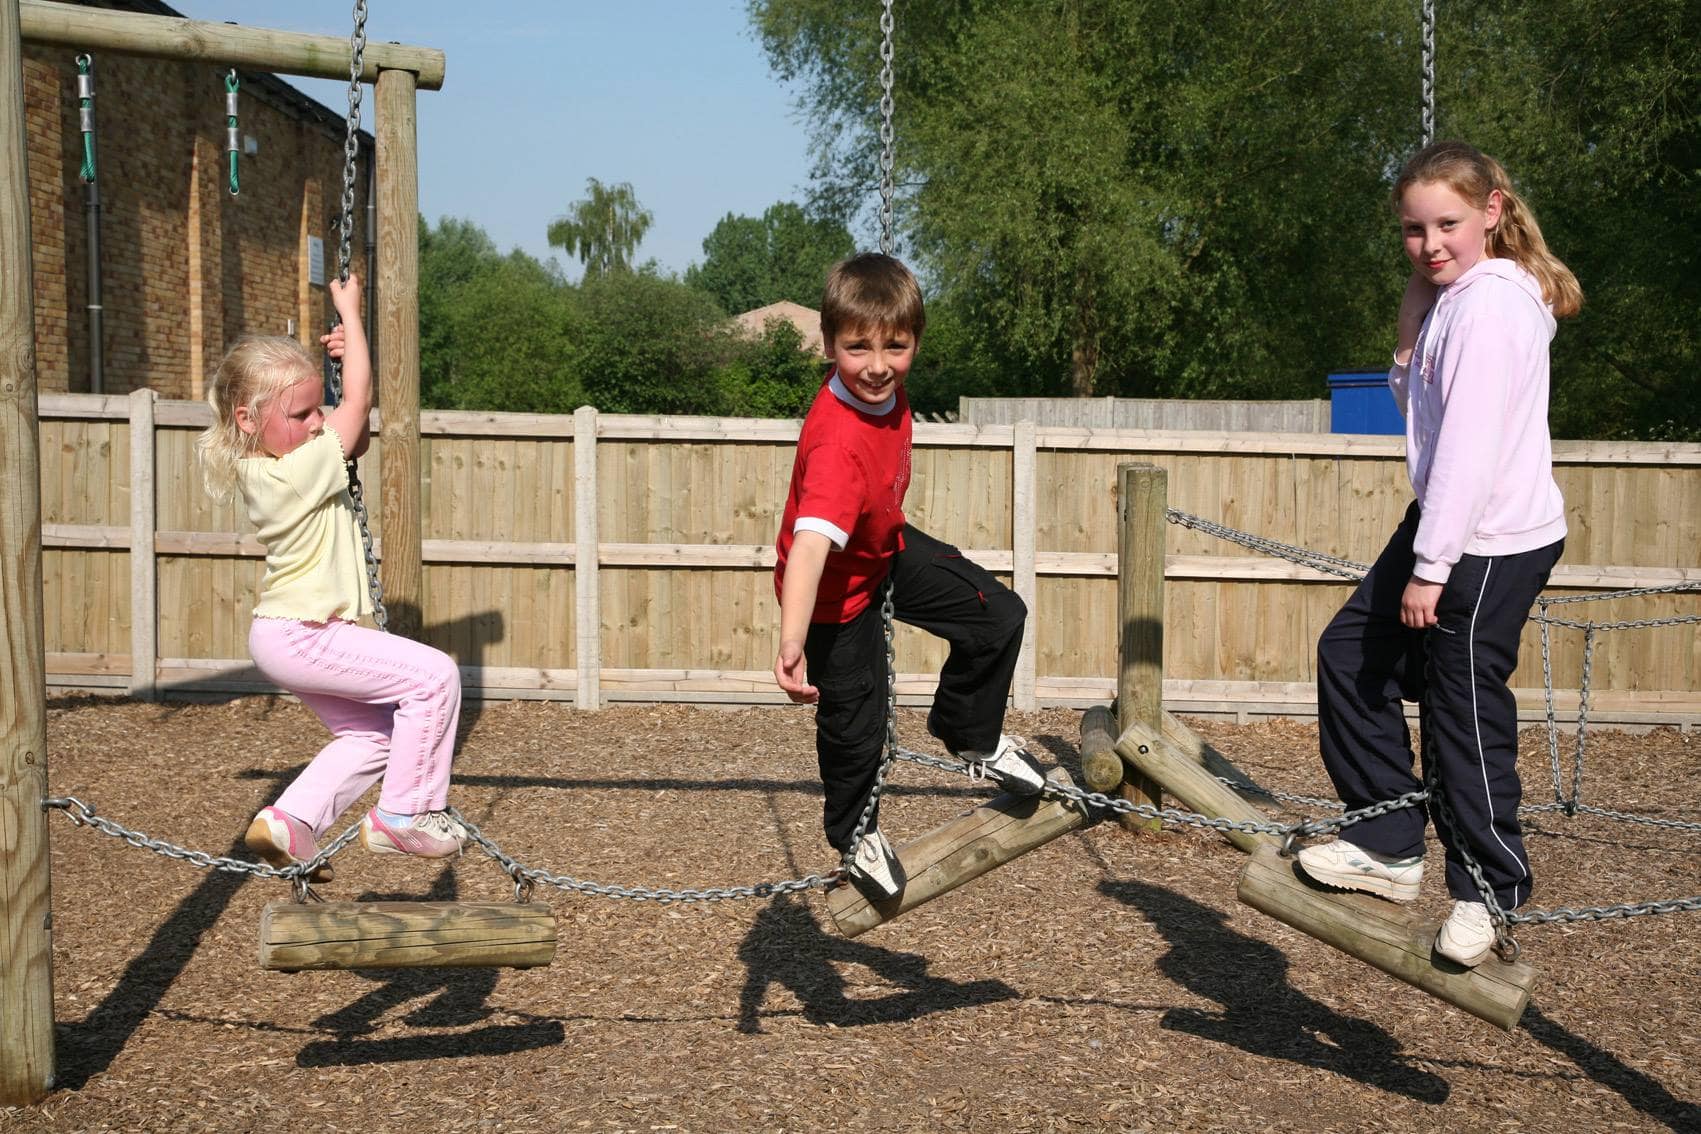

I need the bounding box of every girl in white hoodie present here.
[1297,141,1582,968]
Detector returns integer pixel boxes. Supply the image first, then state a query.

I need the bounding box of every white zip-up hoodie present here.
[1389,258,1567,584]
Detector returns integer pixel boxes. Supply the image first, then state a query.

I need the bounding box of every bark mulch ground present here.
[4,695,1699,1133]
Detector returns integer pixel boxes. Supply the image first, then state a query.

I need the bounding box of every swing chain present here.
[877,0,896,255]
[1420,0,1436,146]
[837,578,902,880]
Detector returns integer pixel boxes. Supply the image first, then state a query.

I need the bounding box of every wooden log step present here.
[1114,720,1281,854]
[1079,705,1123,793]
[1160,710,1274,805]
[259,901,557,972]
[1237,844,1535,1030]
[827,768,1089,939]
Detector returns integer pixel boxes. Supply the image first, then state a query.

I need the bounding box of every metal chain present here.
[839,579,902,875]
[326,0,387,632]
[1420,0,1436,147]
[876,0,896,255]
[42,796,359,886]
[1165,508,1369,581]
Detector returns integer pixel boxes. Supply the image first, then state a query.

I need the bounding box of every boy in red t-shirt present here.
[773,253,1045,899]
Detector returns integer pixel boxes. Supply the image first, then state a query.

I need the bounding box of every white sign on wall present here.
[308,236,326,287]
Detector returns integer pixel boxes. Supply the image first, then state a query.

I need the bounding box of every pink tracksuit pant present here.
[248,617,461,836]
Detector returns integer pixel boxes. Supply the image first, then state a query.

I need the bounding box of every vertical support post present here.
[1,0,56,1103]
[1117,462,1165,830]
[573,405,601,709]
[127,387,155,700]
[374,68,421,638]
[1011,419,1037,711]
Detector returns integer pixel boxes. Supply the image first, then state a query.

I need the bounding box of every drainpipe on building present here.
[75,55,104,394]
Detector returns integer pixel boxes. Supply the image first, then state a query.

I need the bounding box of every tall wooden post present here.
[375,68,421,638]
[1,0,57,1103]
[1116,463,1165,830]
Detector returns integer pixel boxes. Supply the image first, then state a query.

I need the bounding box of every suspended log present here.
[259,901,556,972]
[1160,710,1273,805]
[1237,845,1535,1030]
[827,768,1088,938]
[1079,705,1123,793]
[1114,720,1280,854]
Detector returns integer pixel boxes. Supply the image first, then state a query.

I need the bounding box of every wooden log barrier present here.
[1237,845,1535,1030]
[827,768,1089,938]
[1079,705,1123,794]
[1113,720,1281,854]
[260,901,557,972]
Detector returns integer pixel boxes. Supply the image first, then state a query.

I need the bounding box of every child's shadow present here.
[735,892,1018,1033]
[1099,878,1450,1104]
[295,866,564,1066]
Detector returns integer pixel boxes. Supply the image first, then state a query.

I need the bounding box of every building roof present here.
[732,301,826,357]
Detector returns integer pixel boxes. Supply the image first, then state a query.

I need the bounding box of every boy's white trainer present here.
[1295,837,1423,902]
[962,734,1046,797]
[1435,900,1497,967]
[847,829,904,898]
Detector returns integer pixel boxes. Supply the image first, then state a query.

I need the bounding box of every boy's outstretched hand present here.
[773,641,818,704]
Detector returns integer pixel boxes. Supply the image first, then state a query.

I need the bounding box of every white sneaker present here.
[848,829,904,898]
[1295,838,1423,902]
[963,734,1045,797]
[1435,900,1496,967]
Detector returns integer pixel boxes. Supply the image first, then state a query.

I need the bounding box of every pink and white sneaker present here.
[359,808,467,858]
[245,806,333,882]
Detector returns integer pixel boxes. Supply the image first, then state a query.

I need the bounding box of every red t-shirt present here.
[774,374,912,623]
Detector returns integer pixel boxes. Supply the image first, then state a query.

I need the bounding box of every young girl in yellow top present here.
[197,276,466,879]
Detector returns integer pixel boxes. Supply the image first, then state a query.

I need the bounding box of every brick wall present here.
[23,46,372,399]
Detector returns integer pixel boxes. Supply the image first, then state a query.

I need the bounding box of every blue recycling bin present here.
[1327,371,1405,435]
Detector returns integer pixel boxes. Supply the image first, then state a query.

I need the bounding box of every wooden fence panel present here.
[33,396,1701,723]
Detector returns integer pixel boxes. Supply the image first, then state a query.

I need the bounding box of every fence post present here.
[573,405,601,710]
[128,387,156,700]
[1012,420,1037,711]
[1,0,57,1102]
[1117,462,1165,830]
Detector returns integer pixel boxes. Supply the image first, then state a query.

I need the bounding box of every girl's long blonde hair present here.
[195,336,318,499]
[1394,140,1583,318]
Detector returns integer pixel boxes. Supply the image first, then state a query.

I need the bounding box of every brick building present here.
[23,0,374,399]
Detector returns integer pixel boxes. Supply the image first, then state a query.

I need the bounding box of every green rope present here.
[225,70,240,196]
[76,55,95,183]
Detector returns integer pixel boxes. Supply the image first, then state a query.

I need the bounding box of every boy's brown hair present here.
[819,252,926,347]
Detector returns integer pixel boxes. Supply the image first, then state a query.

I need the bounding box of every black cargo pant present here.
[1316,501,1562,908]
[805,525,1027,852]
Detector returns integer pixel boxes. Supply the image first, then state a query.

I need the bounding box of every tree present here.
[753,0,1700,436]
[715,317,829,418]
[419,216,583,413]
[685,201,855,313]
[547,177,655,278]
[574,268,735,415]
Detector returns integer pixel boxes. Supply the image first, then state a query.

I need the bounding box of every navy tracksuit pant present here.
[1316,501,1562,909]
[805,525,1027,852]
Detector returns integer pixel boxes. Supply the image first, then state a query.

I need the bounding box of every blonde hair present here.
[819,252,926,347]
[1393,140,1582,318]
[195,336,319,499]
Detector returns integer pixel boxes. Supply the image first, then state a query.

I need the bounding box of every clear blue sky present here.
[171,1,822,281]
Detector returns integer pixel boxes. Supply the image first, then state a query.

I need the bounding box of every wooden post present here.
[1117,462,1165,829]
[1238,845,1536,1030]
[1,0,56,1102]
[127,387,155,700]
[573,405,601,709]
[1079,704,1123,794]
[1161,710,1272,805]
[375,69,422,639]
[1113,719,1280,854]
[826,769,1088,937]
[259,901,556,971]
[1011,419,1037,711]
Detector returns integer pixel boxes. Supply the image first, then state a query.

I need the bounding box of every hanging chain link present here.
[1420,0,1436,146]
[326,0,387,631]
[876,0,896,255]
